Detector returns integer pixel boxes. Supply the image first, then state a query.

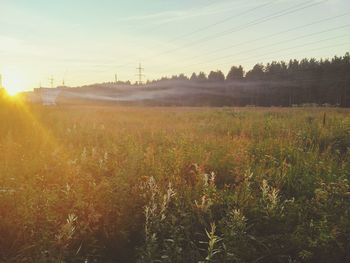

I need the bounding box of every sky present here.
[0,0,349,93]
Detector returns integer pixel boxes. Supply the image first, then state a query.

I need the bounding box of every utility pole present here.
[115,74,118,84]
[136,63,145,85]
[62,79,65,86]
[49,76,54,88]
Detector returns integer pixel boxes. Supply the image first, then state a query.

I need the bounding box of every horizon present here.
[1,0,350,94]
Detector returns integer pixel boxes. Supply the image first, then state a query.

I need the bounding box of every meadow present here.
[0,98,350,262]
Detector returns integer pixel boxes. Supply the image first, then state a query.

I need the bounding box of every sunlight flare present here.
[5,88,19,96]
[1,69,27,96]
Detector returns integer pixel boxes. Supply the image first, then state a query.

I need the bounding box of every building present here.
[34,87,62,105]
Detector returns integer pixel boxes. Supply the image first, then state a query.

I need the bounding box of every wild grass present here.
[0,100,350,262]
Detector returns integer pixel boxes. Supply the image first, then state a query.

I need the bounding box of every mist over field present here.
[21,53,350,107]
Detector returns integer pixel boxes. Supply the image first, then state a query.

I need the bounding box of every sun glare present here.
[6,88,19,96]
[2,69,27,96]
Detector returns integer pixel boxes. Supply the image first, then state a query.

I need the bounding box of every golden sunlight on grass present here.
[0,88,21,101]
[5,88,19,97]
[1,101,350,262]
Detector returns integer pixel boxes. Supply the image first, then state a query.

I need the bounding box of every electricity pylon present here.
[49,76,54,88]
[136,63,145,85]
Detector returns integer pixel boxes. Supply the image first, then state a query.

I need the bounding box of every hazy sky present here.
[0,0,349,92]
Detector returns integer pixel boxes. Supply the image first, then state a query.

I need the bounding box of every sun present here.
[5,88,19,96]
[1,69,27,96]
[3,85,22,97]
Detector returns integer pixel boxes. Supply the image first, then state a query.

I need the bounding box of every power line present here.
[115,0,313,69]
[164,0,278,44]
[145,0,219,34]
[162,11,350,68]
[216,41,350,75]
[155,40,350,79]
[113,0,223,69]
[109,0,332,82]
[170,23,350,73]
[134,0,277,71]
[154,0,327,57]
[218,35,350,66]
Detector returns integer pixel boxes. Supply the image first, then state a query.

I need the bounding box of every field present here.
[1,100,350,262]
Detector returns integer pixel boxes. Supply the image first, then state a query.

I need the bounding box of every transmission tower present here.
[136,63,145,85]
[115,74,118,84]
[49,76,54,88]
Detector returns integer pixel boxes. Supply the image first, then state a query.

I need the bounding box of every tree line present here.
[148,53,350,107]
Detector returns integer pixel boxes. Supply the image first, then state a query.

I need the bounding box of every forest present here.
[90,53,350,107]
[154,53,350,107]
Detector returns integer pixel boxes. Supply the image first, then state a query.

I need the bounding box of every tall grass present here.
[0,100,349,262]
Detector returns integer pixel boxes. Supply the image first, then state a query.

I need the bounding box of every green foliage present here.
[0,100,350,262]
[226,65,244,81]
